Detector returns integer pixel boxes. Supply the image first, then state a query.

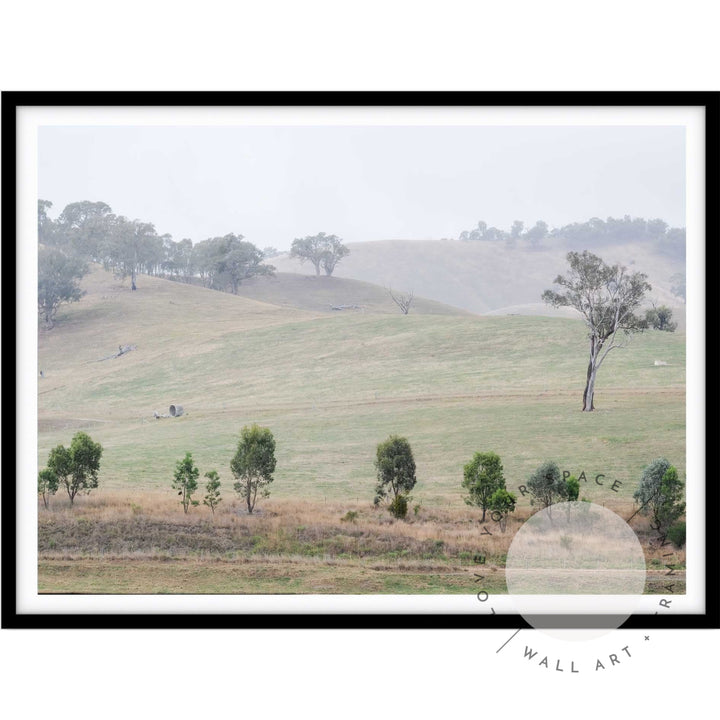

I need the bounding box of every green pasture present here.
[37,267,686,508]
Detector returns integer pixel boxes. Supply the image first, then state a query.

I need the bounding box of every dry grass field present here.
[37,491,685,594]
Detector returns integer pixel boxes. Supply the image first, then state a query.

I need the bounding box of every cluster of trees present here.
[462,451,517,531]
[645,304,677,332]
[38,429,685,550]
[459,219,549,248]
[38,200,356,328]
[289,232,349,276]
[38,199,277,327]
[174,424,277,515]
[458,215,686,258]
[171,452,223,515]
[371,435,685,545]
[192,234,274,293]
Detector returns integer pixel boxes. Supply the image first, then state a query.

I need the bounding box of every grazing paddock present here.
[37,266,686,595]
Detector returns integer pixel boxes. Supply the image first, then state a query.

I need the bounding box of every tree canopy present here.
[46,432,103,505]
[38,246,88,328]
[645,304,677,332]
[173,452,200,514]
[461,451,506,522]
[488,488,517,531]
[290,233,349,276]
[526,461,568,511]
[373,435,417,508]
[192,234,275,293]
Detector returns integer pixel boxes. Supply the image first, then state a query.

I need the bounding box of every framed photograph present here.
[2,91,715,629]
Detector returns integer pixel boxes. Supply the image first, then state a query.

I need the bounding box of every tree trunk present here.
[131,269,137,291]
[582,361,597,411]
[582,337,598,411]
[481,506,486,522]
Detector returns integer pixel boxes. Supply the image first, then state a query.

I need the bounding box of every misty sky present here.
[39,125,685,249]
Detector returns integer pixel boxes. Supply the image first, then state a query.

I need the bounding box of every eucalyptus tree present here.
[192,234,273,293]
[56,200,114,260]
[462,451,506,522]
[231,424,277,514]
[290,232,349,277]
[38,246,88,328]
[46,432,103,506]
[542,251,651,411]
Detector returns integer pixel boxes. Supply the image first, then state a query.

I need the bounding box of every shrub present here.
[566,475,580,502]
[667,521,686,548]
[389,494,409,520]
[633,459,685,534]
[341,510,359,523]
[645,305,677,332]
[488,488,517,531]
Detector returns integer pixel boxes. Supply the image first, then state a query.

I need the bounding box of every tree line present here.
[458,215,686,259]
[38,427,685,548]
[39,199,277,294]
[38,199,351,327]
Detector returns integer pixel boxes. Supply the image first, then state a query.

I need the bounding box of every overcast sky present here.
[39,125,685,249]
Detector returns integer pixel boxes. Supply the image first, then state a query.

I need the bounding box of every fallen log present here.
[91,344,138,362]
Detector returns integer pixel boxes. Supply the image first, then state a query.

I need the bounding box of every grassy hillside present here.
[270,238,685,322]
[229,271,469,315]
[38,265,685,511]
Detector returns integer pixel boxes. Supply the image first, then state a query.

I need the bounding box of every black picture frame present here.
[2,90,716,630]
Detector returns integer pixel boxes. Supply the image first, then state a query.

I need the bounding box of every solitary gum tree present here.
[173,452,200,514]
[231,424,276,514]
[373,435,417,510]
[542,251,651,411]
[462,451,506,522]
[46,432,103,505]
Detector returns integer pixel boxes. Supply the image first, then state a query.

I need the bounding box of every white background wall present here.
[1,2,717,717]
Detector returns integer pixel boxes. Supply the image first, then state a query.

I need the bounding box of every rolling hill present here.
[269,237,686,320]
[37,264,686,508]
[228,271,470,316]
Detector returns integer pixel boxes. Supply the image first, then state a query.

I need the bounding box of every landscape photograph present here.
[34,117,688,600]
